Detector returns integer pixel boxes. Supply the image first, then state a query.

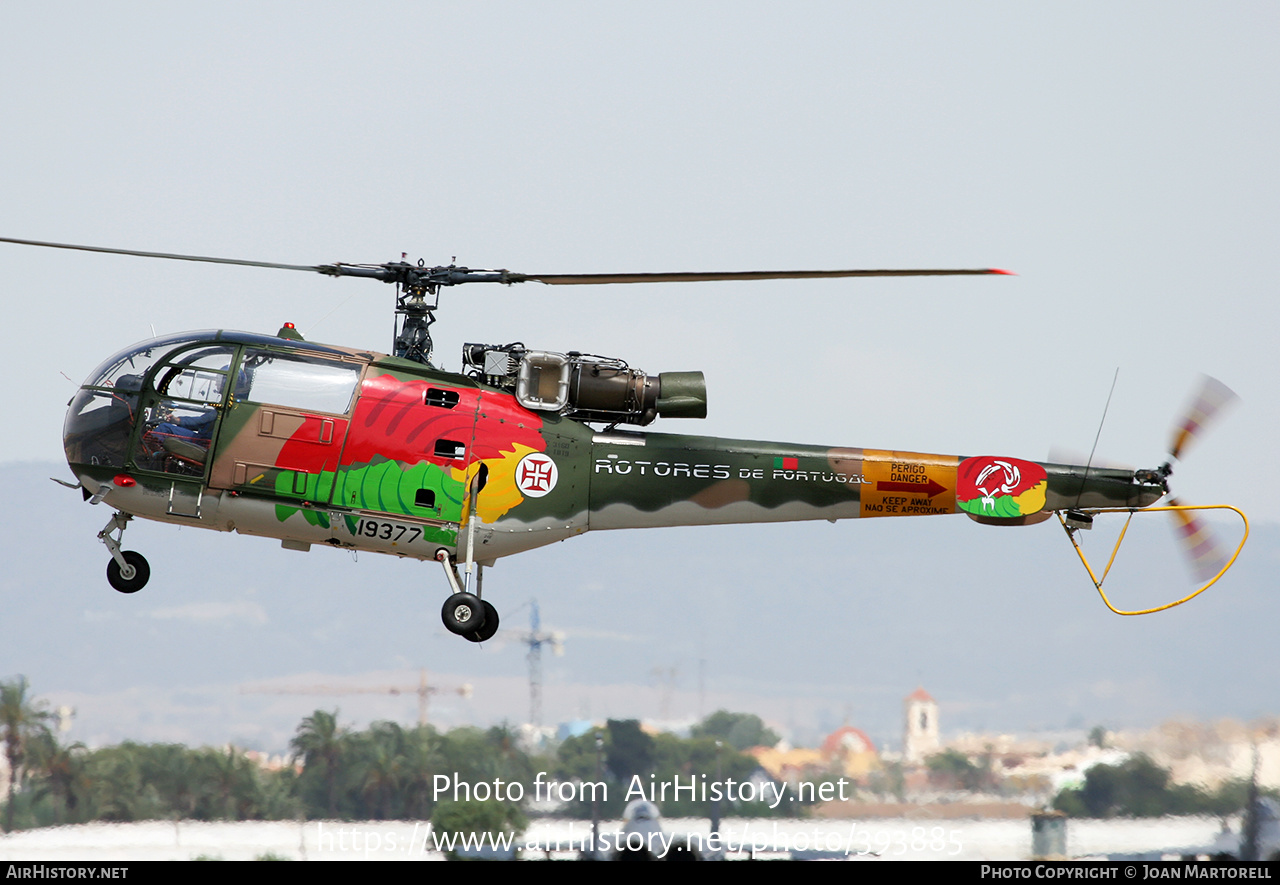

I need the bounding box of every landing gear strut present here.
[99,512,150,593]
[436,550,499,642]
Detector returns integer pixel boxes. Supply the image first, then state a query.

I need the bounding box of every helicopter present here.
[4,236,1248,643]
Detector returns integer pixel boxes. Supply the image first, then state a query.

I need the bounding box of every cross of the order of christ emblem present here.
[515,453,558,497]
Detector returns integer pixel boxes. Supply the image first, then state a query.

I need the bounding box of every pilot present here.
[153,407,217,441]
[151,361,243,442]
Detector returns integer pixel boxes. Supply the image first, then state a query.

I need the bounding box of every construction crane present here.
[241,669,471,727]
[651,666,679,721]
[515,600,564,728]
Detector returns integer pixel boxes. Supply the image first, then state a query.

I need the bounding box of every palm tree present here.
[148,744,202,820]
[1,676,53,832]
[83,742,149,822]
[28,731,86,825]
[398,725,444,819]
[358,739,401,819]
[199,746,247,820]
[291,710,346,818]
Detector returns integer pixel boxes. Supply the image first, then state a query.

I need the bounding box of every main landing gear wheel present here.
[106,551,150,594]
[464,601,500,643]
[441,592,485,636]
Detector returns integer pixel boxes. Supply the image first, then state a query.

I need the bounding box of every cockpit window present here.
[240,349,360,414]
[65,333,220,472]
[82,331,216,390]
[154,346,237,403]
[64,388,135,468]
[129,345,239,478]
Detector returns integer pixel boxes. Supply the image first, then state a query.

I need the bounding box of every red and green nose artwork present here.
[956,456,1047,518]
[274,371,547,531]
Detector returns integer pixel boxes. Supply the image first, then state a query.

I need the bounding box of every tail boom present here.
[586,431,1165,530]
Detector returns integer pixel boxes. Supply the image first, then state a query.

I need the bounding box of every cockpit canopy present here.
[63,331,364,475]
[65,332,220,470]
[81,331,219,392]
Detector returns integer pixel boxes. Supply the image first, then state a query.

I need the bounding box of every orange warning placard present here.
[860,450,958,518]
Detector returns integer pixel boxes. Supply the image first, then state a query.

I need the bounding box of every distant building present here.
[821,726,879,780]
[751,725,880,786]
[749,745,827,786]
[903,686,939,764]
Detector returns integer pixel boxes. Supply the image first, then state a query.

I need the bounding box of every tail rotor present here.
[1169,374,1238,462]
[1060,374,1247,614]
[1167,496,1232,585]
[1163,376,1239,585]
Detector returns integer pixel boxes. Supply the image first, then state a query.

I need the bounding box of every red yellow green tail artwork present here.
[957,457,1048,520]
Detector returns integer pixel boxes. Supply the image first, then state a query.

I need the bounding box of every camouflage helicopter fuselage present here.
[64,329,1166,575]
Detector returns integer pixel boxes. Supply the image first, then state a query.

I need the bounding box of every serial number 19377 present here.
[353,518,423,544]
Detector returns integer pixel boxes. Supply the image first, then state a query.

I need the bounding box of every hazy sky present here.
[1,3,1276,748]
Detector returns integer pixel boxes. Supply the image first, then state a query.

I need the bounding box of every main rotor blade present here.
[1169,374,1238,461]
[0,236,1014,287]
[507,268,1014,285]
[0,236,327,274]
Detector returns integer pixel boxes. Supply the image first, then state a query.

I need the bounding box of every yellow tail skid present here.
[1058,504,1249,616]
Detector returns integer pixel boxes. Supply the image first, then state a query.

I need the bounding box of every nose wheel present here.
[107,550,150,594]
[99,512,151,593]
[436,550,500,642]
